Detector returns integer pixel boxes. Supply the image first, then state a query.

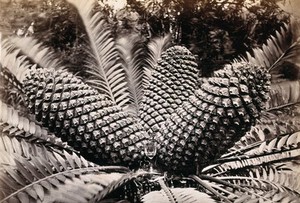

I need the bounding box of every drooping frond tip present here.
[116,34,146,116]
[142,187,216,203]
[144,34,172,83]
[66,0,129,107]
[0,38,33,83]
[10,37,65,71]
[0,100,71,151]
[202,131,300,176]
[0,133,129,203]
[239,20,300,80]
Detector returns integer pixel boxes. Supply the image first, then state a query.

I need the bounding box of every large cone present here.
[156,62,271,174]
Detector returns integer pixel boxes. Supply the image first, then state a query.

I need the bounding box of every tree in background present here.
[125,0,290,75]
[0,0,291,75]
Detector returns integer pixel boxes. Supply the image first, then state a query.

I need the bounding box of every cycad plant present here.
[1,0,300,202]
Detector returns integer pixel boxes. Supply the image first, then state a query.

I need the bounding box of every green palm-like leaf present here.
[0,65,25,107]
[116,34,146,116]
[234,19,300,111]
[218,175,300,201]
[220,111,300,160]
[90,172,136,203]
[0,100,133,202]
[246,165,300,193]
[0,40,42,110]
[1,1,300,202]
[66,0,129,107]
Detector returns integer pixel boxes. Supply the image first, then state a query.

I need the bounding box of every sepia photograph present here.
[0,0,300,202]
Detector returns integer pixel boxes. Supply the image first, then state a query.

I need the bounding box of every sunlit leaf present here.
[66,0,129,108]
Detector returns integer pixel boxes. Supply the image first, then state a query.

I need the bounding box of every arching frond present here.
[10,37,66,70]
[202,131,300,176]
[195,173,300,203]
[190,175,229,202]
[142,186,216,203]
[232,20,300,111]
[267,80,300,110]
[221,112,300,160]
[0,39,33,83]
[143,34,172,85]
[91,173,136,202]
[237,20,300,79]
[66,0,129,107]
[116,34,145,116]
[0,100,70,150]
[245,165,300,193]
[0,134,130,203]
[0,66,25,107]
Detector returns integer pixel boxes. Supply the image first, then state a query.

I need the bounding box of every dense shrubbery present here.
[0,0,291,75]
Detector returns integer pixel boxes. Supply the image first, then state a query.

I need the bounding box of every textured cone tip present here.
[22,68,149,168]
[155,62,271,174]
[139,45,199,134]
[222,62,271,110]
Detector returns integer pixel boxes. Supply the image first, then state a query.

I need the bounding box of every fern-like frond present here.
[0,66,25,108]
[203,131,300,176]
[232,191,300,203]
[267,80,300,110]
[142,187,216,203]
[91,173,136,202]
[237,21,300,79]
[143,34,172,86]
[0,103,132,201]
[116,34,145,116]
[233,21,300,110]
[219,176,300,198]
[10,37,65,70]
[0,134,130,203]
[0,39,33,83]
[43,172,128,203]
[0,100,71,150]
[220,113,300,161]
[0,66,23,93]
[245,165,300,193]
[195,173,300,203]
[66,0,129,107]
[190,175,230,202]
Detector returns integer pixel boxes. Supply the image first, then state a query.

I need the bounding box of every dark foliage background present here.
[0,0,292,75]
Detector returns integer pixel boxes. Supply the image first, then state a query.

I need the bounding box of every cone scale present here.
[19,47,271,174]
[22,68,148,168]
[139,46,199,133]
[155,62,271,173]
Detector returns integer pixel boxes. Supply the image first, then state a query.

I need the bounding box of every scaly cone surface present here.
[139,46,199,133]
[156,62,271,174]
[22,68,148,168]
